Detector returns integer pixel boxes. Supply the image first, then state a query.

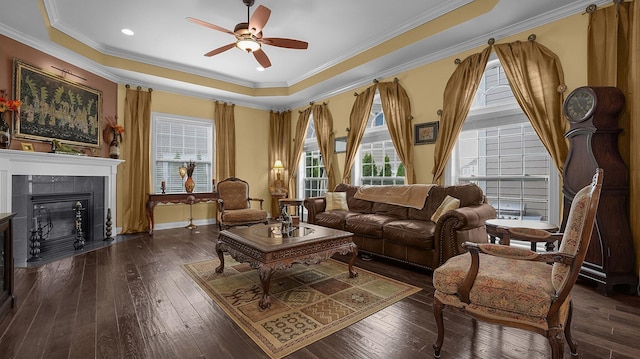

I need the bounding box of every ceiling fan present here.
[187,0,308,68]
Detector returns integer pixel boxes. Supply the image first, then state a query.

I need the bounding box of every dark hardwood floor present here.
[1,224,639,359]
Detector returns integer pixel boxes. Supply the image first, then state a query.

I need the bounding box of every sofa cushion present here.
[372,202,408,218]
[345,214,398,238]
[430,195,460,222]
[334,183,372,213]
[445,184,485,207]
[325,192,349,211]
[315,210,357,230]
[383,220,435,249]
[408,184,484,220]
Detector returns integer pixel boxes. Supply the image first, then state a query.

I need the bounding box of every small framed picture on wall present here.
[414,121,439,145]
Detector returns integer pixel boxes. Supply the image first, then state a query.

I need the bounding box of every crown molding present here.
[4,0,612,112]
[286,0,473,86]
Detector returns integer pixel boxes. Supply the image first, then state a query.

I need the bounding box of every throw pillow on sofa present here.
[326,192,349,211]
[430,195,460,222]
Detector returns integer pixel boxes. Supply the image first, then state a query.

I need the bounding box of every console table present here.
[146,192,218,235]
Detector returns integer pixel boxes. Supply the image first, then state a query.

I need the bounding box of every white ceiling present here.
[0,0,607,110]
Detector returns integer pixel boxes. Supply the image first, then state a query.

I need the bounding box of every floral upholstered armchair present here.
[216,177,268,230]
[432,169,603,359]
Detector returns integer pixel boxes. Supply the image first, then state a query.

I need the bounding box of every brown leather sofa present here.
[304,183,496,270]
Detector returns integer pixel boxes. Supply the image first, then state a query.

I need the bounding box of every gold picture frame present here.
[13,59,102,147]
[21,142,34,151]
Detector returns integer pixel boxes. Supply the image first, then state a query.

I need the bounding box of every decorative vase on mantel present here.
[109,129,120,159]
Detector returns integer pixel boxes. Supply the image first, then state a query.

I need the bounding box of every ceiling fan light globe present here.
[236,39,261,52]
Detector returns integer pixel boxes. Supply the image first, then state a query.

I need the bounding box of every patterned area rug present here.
[183,257,421,358]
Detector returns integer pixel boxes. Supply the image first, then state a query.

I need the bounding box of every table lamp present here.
[271,160,286,195]
[273,160,285,180]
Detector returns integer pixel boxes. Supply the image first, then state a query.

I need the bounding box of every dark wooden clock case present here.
[561,86,637,295]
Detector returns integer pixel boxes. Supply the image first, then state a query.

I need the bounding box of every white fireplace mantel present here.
[0,149,123,222]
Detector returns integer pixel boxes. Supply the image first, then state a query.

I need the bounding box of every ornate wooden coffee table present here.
[215,223,358,309]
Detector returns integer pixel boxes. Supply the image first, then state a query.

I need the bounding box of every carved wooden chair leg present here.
[564,301,578,356]
[548,328,564,359]
[433,297,445,358]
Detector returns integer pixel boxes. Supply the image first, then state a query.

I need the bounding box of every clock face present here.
[564,87,596,123]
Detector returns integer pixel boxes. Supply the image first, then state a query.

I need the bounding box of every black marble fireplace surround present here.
[11,175,105,266]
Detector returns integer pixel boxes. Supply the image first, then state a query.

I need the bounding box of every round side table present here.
[485,219,559,251]
[279,198,304,221]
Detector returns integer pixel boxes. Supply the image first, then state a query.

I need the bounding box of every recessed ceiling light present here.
[121,28,134,36]
[256,67,265,72]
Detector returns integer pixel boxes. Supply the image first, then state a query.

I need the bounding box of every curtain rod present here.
[125,84,152,92]
[453,33,537,64]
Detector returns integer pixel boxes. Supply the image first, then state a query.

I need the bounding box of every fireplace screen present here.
[31,194,91,259]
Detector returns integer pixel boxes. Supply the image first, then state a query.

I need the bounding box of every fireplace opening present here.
[29,193,92,261]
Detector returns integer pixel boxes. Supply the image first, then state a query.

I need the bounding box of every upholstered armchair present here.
[432,169,603,359]
[216,177,268,230]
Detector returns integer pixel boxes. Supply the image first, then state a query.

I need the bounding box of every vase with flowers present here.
[0,89,22,149]
[184,160,196,193]
[105,115,124,159]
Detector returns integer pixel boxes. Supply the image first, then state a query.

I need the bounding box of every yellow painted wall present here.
[233,105,272,215]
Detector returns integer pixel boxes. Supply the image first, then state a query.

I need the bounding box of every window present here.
[448,59,559,227]
[353,91,405,185]
[297,116,328,198]
[151,113,214,194]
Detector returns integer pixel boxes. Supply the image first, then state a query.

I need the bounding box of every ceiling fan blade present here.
[204,43,236,57]
[249,5,271,35]
[187,17,234,35]
[253,49,272,68]
[261,37,308,50]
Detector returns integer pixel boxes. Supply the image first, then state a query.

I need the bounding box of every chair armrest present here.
[303,197,327,224]
[249,197,264,210]
[465,242,575,265]
[474,242,538,259]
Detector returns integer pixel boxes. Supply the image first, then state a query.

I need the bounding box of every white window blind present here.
[152,113,213,194]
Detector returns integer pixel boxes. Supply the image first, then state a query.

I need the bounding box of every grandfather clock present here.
[562,86,637,295]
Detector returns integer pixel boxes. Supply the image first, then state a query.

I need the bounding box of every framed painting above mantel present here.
[12,59,102,148]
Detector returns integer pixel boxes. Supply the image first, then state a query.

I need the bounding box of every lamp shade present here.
[273,160,285,170]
